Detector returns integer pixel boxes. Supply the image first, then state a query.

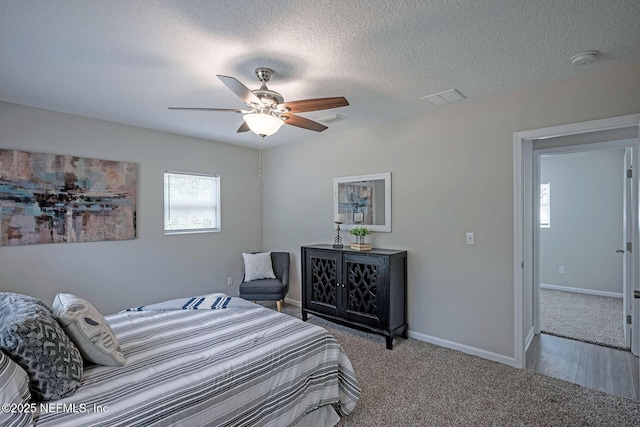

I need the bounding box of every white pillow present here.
[0,351,33,427]
[53,293,126,367]
[243,252,276,281]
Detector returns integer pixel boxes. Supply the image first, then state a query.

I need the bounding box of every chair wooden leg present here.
[276,299,283,312]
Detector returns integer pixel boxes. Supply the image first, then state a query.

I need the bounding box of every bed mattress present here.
[33,299,360,426]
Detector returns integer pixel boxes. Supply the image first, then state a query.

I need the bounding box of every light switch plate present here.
[466,232,475,245]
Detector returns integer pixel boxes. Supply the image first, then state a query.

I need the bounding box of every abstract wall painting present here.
[334,172,392,232]
[0,149,137,246]
[337,181,374,225]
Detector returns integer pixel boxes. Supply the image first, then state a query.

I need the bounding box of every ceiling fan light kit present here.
[243,113,284,137]
[169,67,349,140]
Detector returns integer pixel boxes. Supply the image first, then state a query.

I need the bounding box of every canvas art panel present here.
[337,182,374,225]
[0,149,137,246]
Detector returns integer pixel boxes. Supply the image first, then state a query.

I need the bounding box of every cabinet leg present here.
[386,336,393,350]
[302,310,308,321]
[402,326,408,339]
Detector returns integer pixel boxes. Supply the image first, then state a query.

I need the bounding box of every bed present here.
[1,293,360,427]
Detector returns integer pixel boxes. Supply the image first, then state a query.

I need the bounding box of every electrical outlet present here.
[558,266,565,274]
[227,277,233,286]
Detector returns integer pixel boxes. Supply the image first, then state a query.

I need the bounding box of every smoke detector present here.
[570,51,598,66]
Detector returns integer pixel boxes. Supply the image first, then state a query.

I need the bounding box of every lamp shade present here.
[243,113,284,137]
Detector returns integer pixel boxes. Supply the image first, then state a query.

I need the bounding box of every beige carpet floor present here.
[261,302,640,426]
[540,288,628,350]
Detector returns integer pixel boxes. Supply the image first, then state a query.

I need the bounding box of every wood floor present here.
[527,333,639,400]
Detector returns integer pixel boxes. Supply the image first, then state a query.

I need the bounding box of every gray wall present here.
[2,63,640,361]
[539,150,625,294]
[262,64,640,359]
[0,102,263,314]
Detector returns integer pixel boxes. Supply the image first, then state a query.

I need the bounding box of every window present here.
[540,182,550,228]
[164,172,220,234]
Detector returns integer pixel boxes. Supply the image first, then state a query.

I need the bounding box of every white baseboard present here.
[540,283,622,298]
[284,297,301,307]
[290,297,517,368]
[407,330,518,368]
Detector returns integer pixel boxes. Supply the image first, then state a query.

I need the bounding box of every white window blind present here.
[540,182,550,228]
[164,172,220,234]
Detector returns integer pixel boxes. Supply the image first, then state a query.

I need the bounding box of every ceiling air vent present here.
[422,89,466,106]
[318,114,347,124]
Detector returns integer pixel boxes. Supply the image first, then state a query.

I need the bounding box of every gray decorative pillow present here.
[243,252,276,281]
[0,351,33,427]
[53,293,126,367]
[0,292,83,401]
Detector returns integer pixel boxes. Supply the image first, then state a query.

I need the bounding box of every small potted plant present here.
[350,226,370,245]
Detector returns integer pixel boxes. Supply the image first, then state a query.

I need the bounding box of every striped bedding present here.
[33,298,360,426]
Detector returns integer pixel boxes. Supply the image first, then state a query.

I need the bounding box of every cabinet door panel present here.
[344,255,385,327]
[305,250,341,316]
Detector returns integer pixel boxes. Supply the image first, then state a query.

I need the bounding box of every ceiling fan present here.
[169,67,349,138]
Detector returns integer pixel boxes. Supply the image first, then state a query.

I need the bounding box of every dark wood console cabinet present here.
[301,244,407,349]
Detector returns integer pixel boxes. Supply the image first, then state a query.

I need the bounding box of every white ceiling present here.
[1,0,639,148]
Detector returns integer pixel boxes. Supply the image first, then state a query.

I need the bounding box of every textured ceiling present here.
[1,0,639,148]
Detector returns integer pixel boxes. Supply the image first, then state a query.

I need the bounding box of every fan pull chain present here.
[258,139,264,183]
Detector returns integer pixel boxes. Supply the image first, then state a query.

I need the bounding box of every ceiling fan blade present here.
[217,75,264,107]
[237,121,250,133]
[168,107,249,113]
[282,97,349,113]
[281,114,328,132]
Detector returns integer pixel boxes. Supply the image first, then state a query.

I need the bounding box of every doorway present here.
[527,146,639,399]
[513,113,640,398]
[537,148,628,350]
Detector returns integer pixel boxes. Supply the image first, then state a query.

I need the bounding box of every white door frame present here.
[624,147,633,347]
[513,113,640,368]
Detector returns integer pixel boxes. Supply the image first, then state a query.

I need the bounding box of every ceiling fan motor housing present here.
[250,67,287,112]
[251,68,285,110]
[252,87,284,110]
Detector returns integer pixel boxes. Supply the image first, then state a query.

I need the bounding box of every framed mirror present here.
[334,172,391,232]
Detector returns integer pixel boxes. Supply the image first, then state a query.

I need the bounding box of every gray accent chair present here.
[239,252,290,312]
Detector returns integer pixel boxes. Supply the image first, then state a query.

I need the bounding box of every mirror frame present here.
[333,172,391,232]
